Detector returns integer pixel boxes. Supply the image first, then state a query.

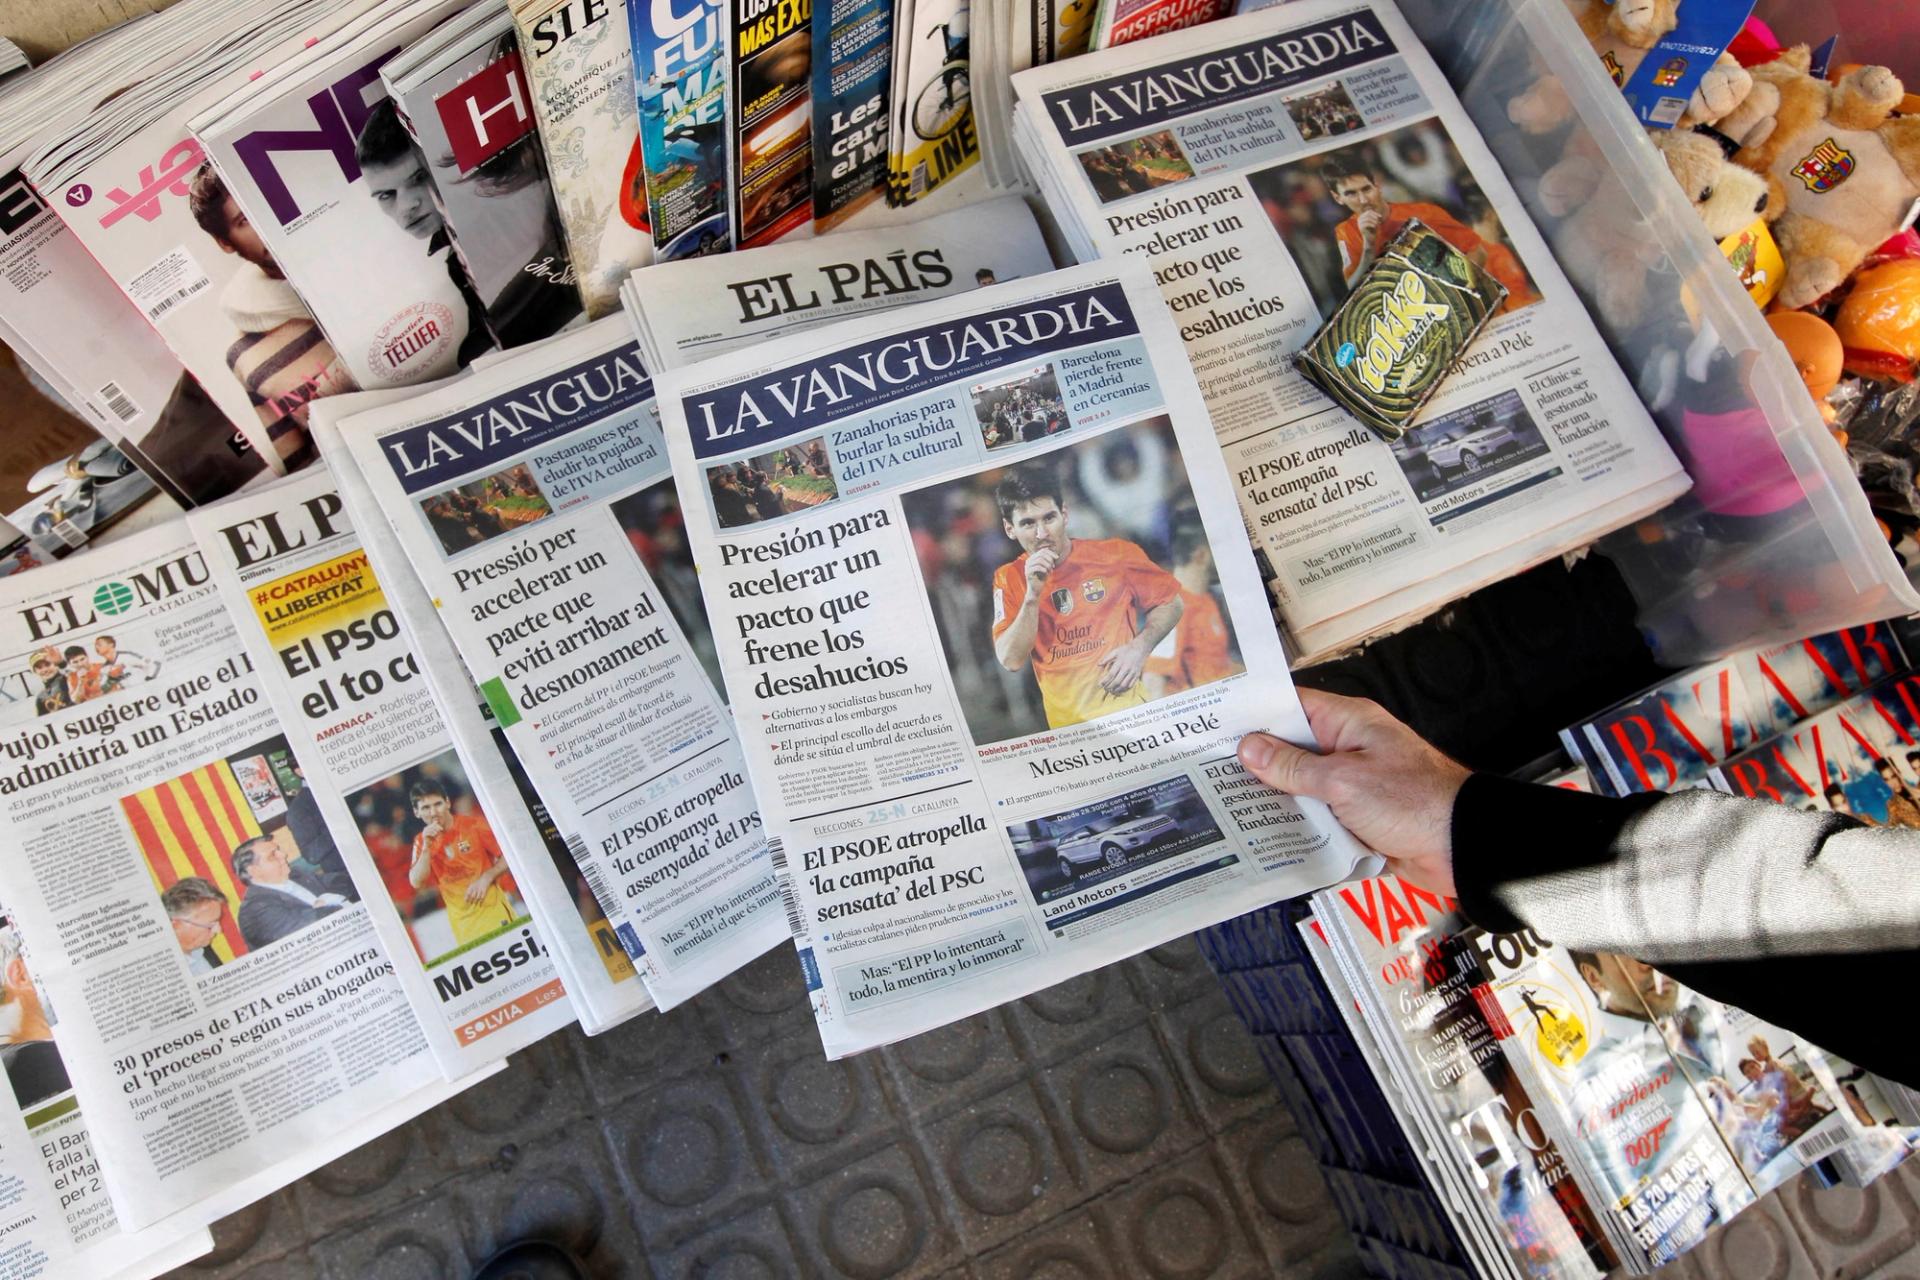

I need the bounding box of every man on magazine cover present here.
[189,164,348,460]
[162,876,230,976]
[406,778,519,945]
[232,834,350,949]
[1317,155,1537,312]
[356,101,493,370]
[990,463,1183,730]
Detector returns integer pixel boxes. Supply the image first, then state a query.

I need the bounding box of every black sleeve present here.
[1450,773,1920,1087]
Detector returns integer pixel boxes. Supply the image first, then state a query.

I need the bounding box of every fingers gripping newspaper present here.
[656,259,1375,1058]
[187,465,578,1072]
[0,528,475,1230]
[339,316,788,1008]
[1011,1,1690,662]
[313,393,656,1034]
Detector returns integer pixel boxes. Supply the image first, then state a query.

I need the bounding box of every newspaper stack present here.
[328,316,791,1009]
[888,0,982,204]
[186,464,585,1069]
[509,0,654,314]
[1303,881,1617,1280]
[311,394,661,1034]
[188,0,498,392]
[967,0,1092,194]
[382,3,587,348]
[626,0,732,258]
[1010,0,1692,664]
[24,0,401,484]
[0,10,269,508]
[0,37,29,80]
[620,197,1055,370]
[651,257,1375,1056]
[0,524,481,1234]
[812,0,897,228]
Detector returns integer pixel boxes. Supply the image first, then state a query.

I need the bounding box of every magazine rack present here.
[1398,0,1920,665]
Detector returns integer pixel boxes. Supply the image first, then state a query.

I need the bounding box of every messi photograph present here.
[126,735,356,971]
[1245,119,1540,320]
[346,748,527,967]
[900,417,1243,745]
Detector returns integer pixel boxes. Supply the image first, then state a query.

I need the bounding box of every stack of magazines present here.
[1009,1,1692,663]
[1561,622,1920,1187]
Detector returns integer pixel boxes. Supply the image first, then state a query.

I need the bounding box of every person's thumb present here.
[1238,732,1333,800]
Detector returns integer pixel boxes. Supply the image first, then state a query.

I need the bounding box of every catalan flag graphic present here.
[122,759,260,962]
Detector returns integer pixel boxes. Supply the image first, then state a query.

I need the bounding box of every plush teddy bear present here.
[1717,47,1920,309]
[1508,0,1753,135]
[1538,127,1779,330]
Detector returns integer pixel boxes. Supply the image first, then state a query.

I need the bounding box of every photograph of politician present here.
[419,463,553,554]
[974,364,1070,451]
[0,919,71,1111]
[900,417,1239,744]
[1075,130,1195,205]
[1006,774,1226,904]
[1282,81,1363,142]
[610,479,725,696]
[1246,120,1540,320]
[1388,389,1552,505]
[347,749,527,967]
[705,438,839,529]
[125,735,356,966]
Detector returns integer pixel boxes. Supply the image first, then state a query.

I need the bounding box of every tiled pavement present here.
[159,935,1920,1280]
[160,939,1368,1280]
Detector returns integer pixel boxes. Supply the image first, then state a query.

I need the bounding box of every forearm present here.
[995,602,1040,671]
[1136,599,1182,654]
[1452,773,1920,963]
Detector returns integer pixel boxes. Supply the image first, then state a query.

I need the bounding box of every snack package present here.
[1296,219,1507,441]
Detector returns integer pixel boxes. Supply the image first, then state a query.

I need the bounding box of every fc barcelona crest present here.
[1082,577,1107,602]
[1792,137,1856,192]
[455,839,472,854]
[1051,588,1075,615]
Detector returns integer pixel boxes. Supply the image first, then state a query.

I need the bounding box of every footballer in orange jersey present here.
[990,464,1185,729]
[1320,157,1536,313]
[406,779,520,944]
[1144,527,1242,698]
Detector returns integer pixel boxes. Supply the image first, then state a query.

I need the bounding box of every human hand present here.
[1023,548,1059,598]
[464,877,493,905]
[1236,689,1468,897]
[1095,639,1149,695]
[314,893,347,909]
[1357,209,1383,241]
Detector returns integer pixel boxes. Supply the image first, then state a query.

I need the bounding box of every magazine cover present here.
[192,0,498,392]
[1088,0,1234,50]
[1746,623,1908,729]
[1316,879,1615,1279]
[1472,933,1755,1270]
[0,164,264,507]
[1,437,154,561]
[511,0,654,315]
[390,11,586,346]
[1714,671,1920,823]
[1561,657,1768,796]
[889,0,980,203]
[811,0,893,229]
[628,0,732,258]
[1634,977,1855,1193]
[188,465,580,1073]
[729,0,815,245]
